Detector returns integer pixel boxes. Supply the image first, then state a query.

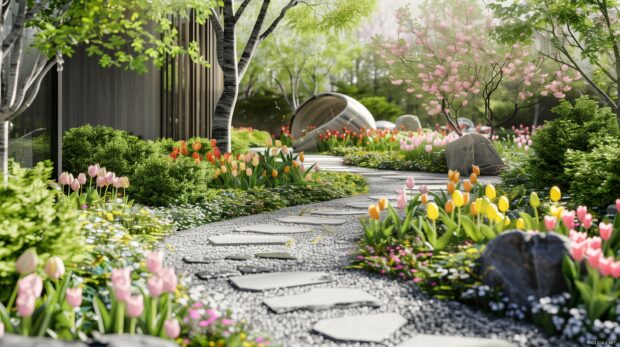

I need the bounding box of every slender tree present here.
[0,0,214,184]
[208,0,376,152]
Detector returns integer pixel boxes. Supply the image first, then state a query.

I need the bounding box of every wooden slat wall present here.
[162,13,223,140]
[62,48,162,139]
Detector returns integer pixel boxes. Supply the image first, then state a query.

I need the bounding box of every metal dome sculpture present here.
[290,93,376,152]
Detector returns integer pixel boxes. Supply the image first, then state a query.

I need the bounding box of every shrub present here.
[527,97,619,188]
[130,156,215,206]
[63,125,157,177]
[232,127,272,147]
[0,162,85,299]
[339,147,447,173]
[565,136,620,209]
[359,96,404,121]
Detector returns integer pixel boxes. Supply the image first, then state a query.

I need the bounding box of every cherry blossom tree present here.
[377,0,576,135]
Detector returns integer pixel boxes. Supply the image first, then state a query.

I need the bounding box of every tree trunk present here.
[0,120,8,187]
[533,102,541,128]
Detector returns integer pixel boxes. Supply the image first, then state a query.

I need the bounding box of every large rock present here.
[446,133,503,175]
[395,115,422,131]
[480,230,570,307]
[375,120,396,130]
[290,93,376,152]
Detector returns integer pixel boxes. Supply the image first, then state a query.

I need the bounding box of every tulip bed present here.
[351,167,620,344]
[0,162,273,346]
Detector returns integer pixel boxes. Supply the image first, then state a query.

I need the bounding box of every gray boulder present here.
[446,133,503,175]
[395,115,422,131]
[480,230,570,307]
[375,120,396,130]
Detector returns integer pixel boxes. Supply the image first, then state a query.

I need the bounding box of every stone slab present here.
[313,313,407,343]
[346,201,377,209]
[225,254,253,261]
[255,252,298,260]
[381,175,446,181]
[359,171,399,177]
[234,224,312,234]
[396,335,517,347]
[182,257,217,264]
[196,270,240,280]
[208,234,291,246]
[368,195,401,200]
[277,216,347,225]
[311,209,367,216]
[230,271,333,291]
[264,288,381,313]
[237,265,272,275]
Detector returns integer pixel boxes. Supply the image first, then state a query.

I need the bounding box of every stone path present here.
[162,155,575,347]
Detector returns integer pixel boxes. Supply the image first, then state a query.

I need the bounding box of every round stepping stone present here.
[277,216,347,225]
[208,234,291,246]
[396,335,517,347]
[313,313,407,343]
[311,209,367,216]
[234,224,312,234]
[255,252,298,260]
[237,265,272,275]
[229,271,333,291]
[264,288,381,313]
[196,270,240,280]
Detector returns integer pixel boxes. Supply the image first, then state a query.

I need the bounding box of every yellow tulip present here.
[485,184,496,200]
[220,165,228,174]
[516,218,525,229]
[427,202,439,220]
[265,138,274,147]
[275,140,283,148]
[530,192,540,208]
[252,156,259,167]
[246,168,253,176]
[550,186,561,202]
[486,203,500,221]
[378,198,389,210]
[550,205,564,219]
[504,216,511,226]
[498,196,510,212]
[452,190,465,207]
[239,162,246,171]
[368,204,381,220]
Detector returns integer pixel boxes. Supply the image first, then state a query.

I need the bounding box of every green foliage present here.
[338,147,447,173]
[231,128,271,153]
[565,136,620,209]
[286,0,377,33]
[0,162,85,298]
[130,156,215,207]
[63,125,157,178]
[359,96,404,121]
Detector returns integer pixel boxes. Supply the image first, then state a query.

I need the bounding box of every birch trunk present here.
[0,121,7,186]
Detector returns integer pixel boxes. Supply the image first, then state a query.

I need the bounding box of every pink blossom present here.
[88,164,100,178]
[588,236,602,250]
[146,252,164,274]
[70,180,81,192]
[561,211,575,229]
[419,185,429,195]
[406,177,415,189]
[576,206,587,222]
[164,319,180,338]
[114,284,131,302]
[77,173,87,185]
[16,293,35,317]
[544,216,556,231]
[616,198,620,212]
[598,257,613,277]
[396,192,407,210]
[126,294,144,318]
[58,172,71,186]
[160,267,178,293]
[147,276,164,297]
[66,287,83,308]
[425,144,433,153]
[599,222,613,241]
[18,274,43,298]
[96,176,107,187]
[586,248,602,268]
[569,242,586,262]
[188,309,201,320]
[583,213,593,229]
[611,262,620,278]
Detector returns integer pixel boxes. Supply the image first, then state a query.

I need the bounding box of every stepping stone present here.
[369,195,400,200]
[196,270,240,280]
[225,254,253,261]
[255,252,298,260]
[278,216,347,226]
[234,224,312,234]
[313,313,407,343]
[346,201,376,209]
[182,256,217,264]
[381,175,446,180]
[311,209,367,216]
[264,288,382,313]
[208,234,291,246]
[360,171,399,177]
[230,271,333,291]
[237,265,272,275]
[396,335,517,347]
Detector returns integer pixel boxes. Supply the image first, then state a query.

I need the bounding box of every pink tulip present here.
[15,249,38,275]
[160,268,178,293]
[114,283,131,302]
[576,206,587,222]
[586,248,602,268]
[96,176,107,187]
[66,287,83,308]
[111,268,131,286]
[0,321,4,337]
[544,216,556,231]
[611,262,620,278]
[419,185,429,195]
[147,276,164,297]
[599,222,613,241]
[561,211,575,229]
[87,165,99,178]
[146,252,164,274]
[568,230,587,243]
[97,167,107,177]
[70,180,81,192]
[314,163,320,172]
[126,294,144,318]
[583,213,593,229]
[164,319,180,339]
[44,256,65,280]
[569,242,586,262]
[16,293,35,317]
[588,236,602,250]
[105,172,116,185]
[425,144,433,153]
[58,172,71,186]
[77,173,87,185]
[616,198,620,212]
[397,192,407,209]
[598,257,613,276]
[18,274,43,298]
[406,177,415,189]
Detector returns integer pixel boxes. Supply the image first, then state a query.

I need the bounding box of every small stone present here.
[396,335,517,347]
[237,265,272,275]
[278,216,347,225]
[225,254,253,261]
[313,313,406,342]
[182,256,216,264]
[235,224,312,234]
[230,271,333,291]
[208,234,291,246]
[264,288,381,313]
[196,270,240,280]
[255,252,298,260]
